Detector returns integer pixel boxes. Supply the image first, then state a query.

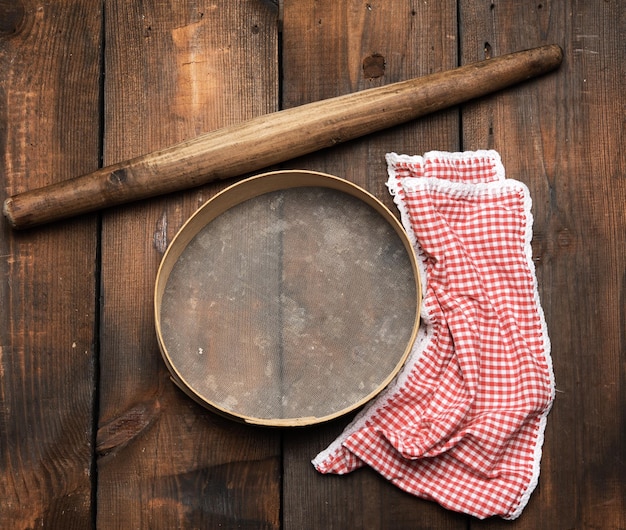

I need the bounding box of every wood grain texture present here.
[96,1,281,528]
[280,1,466,528]
[0,1,100,528]
[459,1,626,529]
[0,0,624,528]
[281,0,461,211]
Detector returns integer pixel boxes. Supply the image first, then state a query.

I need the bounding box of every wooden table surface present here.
[1,1,624,528]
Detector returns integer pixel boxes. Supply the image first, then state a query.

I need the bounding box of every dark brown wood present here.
[0,1,101,528]
[459,2,626,529]
[95,1,280,528]
[3,44,561,229]
[1,0,624,528]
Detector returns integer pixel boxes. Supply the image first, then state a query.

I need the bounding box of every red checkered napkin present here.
[313,151,554,520]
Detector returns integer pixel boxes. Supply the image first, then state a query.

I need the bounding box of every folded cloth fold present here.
[312,150,554,520]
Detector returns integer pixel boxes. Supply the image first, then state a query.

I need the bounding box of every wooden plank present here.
[280,1,466,528]
[0,1,101,528]
[459,0,626,528]
[281,0,460,210]
[96,1,281,528]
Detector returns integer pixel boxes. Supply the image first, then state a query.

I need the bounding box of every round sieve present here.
[154,170,421,426]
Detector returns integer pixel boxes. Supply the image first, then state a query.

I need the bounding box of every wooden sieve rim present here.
[154,169,422,427]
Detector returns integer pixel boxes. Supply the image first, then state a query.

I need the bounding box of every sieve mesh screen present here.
[159,186,417,422]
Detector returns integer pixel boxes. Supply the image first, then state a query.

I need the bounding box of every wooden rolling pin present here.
[3,44,562,229]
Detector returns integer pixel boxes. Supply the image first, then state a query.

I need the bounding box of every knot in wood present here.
[0,1,26,39]
[363,54,385,79]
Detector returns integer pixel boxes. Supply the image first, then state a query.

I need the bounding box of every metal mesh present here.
[160,186,417,422]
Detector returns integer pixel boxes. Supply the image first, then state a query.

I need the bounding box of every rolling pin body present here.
[3,44,563,229]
